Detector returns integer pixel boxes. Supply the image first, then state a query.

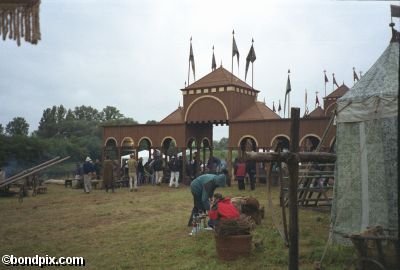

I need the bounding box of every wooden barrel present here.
[215,234,252,260]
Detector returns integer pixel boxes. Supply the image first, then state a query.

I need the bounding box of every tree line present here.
[0,105,227,178]
[1,105,141,177]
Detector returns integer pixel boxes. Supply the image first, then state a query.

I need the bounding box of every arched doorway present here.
[104,137,118,160]
[300,135,321,152]
[239,136,257,156]
[138,137,152,164]
[121,137,135,156]
[271,135,290,152]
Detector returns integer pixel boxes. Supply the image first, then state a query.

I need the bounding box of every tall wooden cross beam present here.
[245,107,336,270]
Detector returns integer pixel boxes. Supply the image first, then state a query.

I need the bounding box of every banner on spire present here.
[283,71,291,118]
[391,5,400,18]
[189,41,195,80]
[245,43,256,81]
[333,73,339,88]
[315,92,320,107]
[212,46,216,71]
[353,68,359,82]
[232,34,240,68]
[278,100,282,113]
[324,73,329,83]
[272,101,276,112]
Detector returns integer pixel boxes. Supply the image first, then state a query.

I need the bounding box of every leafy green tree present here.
[65,109,75,121]
[73,105,100,121]
[37,106,57,138]
[100,106,124,121]
[6,117,29,136]
[102,118,138,126]
[146,120,158,124]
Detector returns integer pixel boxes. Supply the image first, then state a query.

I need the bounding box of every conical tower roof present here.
[183,66,258,92]
[339,40,399,102]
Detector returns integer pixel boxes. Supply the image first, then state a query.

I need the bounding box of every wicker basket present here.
[215,234,252,261]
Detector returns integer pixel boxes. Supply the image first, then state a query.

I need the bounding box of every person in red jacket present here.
[208,193,240,228]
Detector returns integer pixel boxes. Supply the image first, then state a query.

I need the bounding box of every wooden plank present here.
[288,108,300,270]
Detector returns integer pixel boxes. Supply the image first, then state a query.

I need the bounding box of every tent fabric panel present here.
[337,96,398,123]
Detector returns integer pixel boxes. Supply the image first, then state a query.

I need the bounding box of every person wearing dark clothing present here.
[137,158,144,185]
[207,156,221,174]
[246,159,256,190]
[188,170,228,226]
[168,155,181,188]
[103,156,114,192]
[94,159,102,180]
[153,156,165,185]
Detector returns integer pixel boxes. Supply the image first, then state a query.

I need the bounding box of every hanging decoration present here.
[0,0,41,46]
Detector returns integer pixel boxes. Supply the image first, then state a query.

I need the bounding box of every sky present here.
[0,0,399,140]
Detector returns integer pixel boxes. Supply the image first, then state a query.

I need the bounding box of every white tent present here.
[331,31,398,242]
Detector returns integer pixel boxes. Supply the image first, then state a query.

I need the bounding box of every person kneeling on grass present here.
[188,169,228,226]
[208,193,240,228]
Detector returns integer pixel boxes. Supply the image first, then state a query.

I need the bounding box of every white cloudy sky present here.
[0,0,398,139]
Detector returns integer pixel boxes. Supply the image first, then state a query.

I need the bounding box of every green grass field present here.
[0,183,354,269]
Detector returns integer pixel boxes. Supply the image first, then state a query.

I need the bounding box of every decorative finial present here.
[232,29,235,35]
[212,45,214,51]
[288,69,290,74]
[252,38,254,43]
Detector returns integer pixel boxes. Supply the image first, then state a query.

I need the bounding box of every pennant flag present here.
[232,31,240,68]
[324,72,329,83]
[332,73,339,88]
[212,46,216,71]
[278,100,282,112]
[305,89,309,116]
[353,67,359,82]
[391,5,400,18]
[189,38,195,80]
[273,101,276,112]
[283,71,291,117]
[245,41,256,81]
[315,92,320,107]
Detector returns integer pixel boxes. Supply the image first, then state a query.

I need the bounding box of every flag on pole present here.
[245,40,256,81]
[283,70,291,118]
[332,73,339,88]
[232,31,240,69]
[273,101,276,112]
[324,72,329,83]
[189,38,195,80]
[304,89,309,116]
[278,100,282,113]
[212,46,216,71]
[315,92,320,107]
[391,5,400,18]
[353,67,359,82]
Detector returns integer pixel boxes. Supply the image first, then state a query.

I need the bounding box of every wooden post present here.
[289,107,300,270]
[182,147,187,185]
[227,148,232,186]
